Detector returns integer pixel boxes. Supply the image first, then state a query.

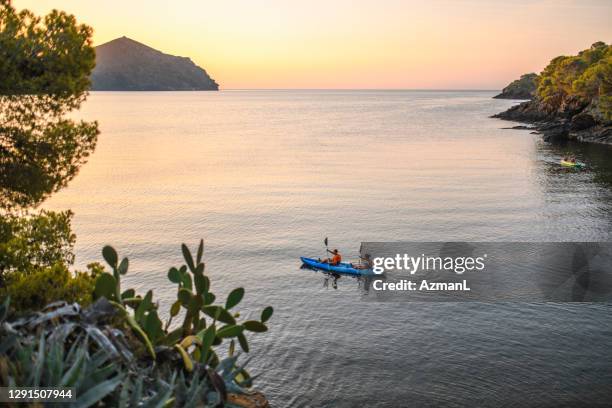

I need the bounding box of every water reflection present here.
[300,262,381,293]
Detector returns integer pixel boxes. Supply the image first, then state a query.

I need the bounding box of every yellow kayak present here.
[560,160,585,168]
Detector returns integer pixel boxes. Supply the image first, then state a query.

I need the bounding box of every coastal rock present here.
[540,122,569,142]
[571,113,597,131]
[501,125,536,130]
[91,37,219,91]
[558,95,589,118]
[493,97,612,145]
[492,100,552,122]
[571,125,612,145]
[493,73,538,99]
[227,392,270,408]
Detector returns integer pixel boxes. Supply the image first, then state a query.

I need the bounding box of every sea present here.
[46,90,612,407]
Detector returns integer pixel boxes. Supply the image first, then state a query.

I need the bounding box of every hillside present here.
[493,73,538,99]
[494,42,611,144]
[91,37,218,91]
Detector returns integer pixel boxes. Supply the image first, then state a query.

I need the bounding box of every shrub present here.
[3,262,99,312]
[0,210,76,279]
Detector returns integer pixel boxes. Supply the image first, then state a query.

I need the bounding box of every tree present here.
[0,0,98,210]
[0,0,98,296]
[537,41,611,119]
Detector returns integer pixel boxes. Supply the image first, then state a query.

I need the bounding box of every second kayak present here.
[560,160,585,168]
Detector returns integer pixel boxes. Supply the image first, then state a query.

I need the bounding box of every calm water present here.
[47,91,612,407]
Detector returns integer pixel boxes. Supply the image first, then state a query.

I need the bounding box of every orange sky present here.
[14,0,612,89]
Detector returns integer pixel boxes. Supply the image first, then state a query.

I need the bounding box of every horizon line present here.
[90,88,502,92]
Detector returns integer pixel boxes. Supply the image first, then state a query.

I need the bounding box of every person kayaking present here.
[322,249,342,266]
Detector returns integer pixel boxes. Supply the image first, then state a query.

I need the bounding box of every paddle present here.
[324,237,333,254]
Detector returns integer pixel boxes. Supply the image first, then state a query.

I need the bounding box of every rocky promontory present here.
[91,37,218,91]
[493,73,537,99]
[493,42,611,145]
[494,96,612,144]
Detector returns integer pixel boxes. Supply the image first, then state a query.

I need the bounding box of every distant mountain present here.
[493,73,537,99]
[91,37,218,91]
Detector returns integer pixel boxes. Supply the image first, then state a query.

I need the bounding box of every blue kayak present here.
[300,257,374,276]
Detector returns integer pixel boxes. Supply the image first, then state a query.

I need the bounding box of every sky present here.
[13,0,612,90]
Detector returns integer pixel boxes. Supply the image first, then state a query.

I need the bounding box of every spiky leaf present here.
[74,375,123,408]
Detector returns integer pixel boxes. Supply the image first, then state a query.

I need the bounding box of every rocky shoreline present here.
[493,97,612,145]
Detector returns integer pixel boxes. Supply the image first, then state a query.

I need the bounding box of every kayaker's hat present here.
[333,249,338,253]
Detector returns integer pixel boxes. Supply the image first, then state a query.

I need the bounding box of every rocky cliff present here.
[493,42,611,145]
[91,37,218,91]
[494,97,612,144]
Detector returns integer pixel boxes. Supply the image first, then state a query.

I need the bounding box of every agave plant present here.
[0,298,124,407]
[0,296,265,407]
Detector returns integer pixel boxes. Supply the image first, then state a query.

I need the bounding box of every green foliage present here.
[498,72,538,98]
[0,0,98,210]
[93,240,273,376]
[0,1,99,314]
[537,41,612,120]
[261,306,273,323]
[0,210,96,312]
[0,298,253,407]
[0,210,75,278]
[3,262,99,311]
